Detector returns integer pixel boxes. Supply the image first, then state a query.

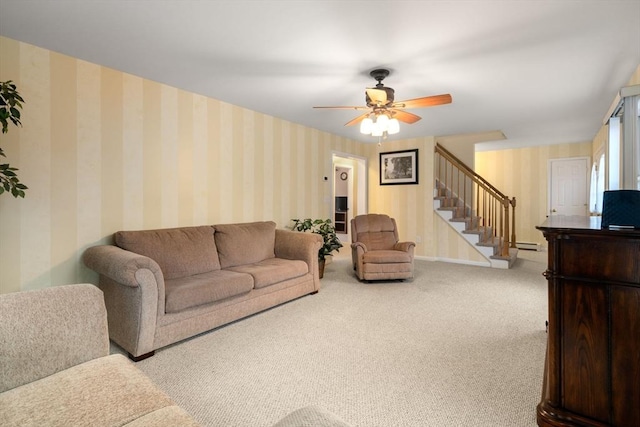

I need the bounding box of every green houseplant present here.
[0,80,28,198]
[291,218,343,278]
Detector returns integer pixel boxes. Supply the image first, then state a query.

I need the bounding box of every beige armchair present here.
[350,214,416,281]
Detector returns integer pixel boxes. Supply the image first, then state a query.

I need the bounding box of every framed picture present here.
[380,149,419,185]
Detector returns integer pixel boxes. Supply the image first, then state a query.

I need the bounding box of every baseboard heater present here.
[516,241,540,251]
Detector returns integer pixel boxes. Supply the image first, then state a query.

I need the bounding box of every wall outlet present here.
[416,236,422,243]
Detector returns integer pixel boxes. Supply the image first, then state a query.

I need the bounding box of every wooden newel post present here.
[510,197,517,248]
[502,197,510,257]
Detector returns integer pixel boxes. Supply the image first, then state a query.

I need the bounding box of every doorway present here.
[332,152,367,244]
[548,157,589,217]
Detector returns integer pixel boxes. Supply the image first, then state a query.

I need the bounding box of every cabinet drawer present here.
[559,237,640,283]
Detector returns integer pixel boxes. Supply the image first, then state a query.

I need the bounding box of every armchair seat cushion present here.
[165,270,254,313]
[228,258,308,289]
[360,262,413,275]
[362,250,412,264]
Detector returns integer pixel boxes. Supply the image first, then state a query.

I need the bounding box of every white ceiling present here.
[1,0,639,148]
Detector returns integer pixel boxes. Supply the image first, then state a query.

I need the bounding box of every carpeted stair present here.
[434,181,518,269]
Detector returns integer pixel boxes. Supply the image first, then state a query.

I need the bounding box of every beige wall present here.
[3,35,622,293]
[1,36,486,294]
[0,37,376,293]
[475,142,593,247]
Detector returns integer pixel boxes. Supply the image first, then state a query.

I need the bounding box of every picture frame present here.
[379,149,419,185]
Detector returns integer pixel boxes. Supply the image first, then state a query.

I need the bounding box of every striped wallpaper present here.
[1,36,478,294]
[0,36,618,293]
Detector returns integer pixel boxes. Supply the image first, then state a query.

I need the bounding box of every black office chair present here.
[601,190,640,229]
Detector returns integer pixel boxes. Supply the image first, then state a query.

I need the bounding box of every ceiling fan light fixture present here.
[360,117,373,134]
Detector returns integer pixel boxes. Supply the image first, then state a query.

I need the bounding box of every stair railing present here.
[434,144,516,257]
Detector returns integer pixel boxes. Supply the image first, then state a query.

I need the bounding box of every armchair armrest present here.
[0,284,109,392]
[351,242,368,252]
[394,241,416,253]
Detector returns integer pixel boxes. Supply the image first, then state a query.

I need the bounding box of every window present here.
[589,154,606,215]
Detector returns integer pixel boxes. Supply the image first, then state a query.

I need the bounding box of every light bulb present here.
[376,114,389,130]
[360,118,373,134]
[387,118,400,135]
[371,122,383,137]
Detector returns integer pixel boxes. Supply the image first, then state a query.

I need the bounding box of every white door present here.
[548,157,589,216]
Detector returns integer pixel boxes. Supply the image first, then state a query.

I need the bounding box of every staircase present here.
[434,144,518,269]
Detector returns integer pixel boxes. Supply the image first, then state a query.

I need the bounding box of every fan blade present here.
[391,110,422,124]
[344,113,370,126]
[392,94,452,109]
[366,88,387,105]
[313,106,370,110]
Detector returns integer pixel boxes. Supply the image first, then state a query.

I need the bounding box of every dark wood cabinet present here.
[536,216,640,427]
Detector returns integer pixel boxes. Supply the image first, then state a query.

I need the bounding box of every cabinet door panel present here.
[611,286,640,426]
[561,282,609,423]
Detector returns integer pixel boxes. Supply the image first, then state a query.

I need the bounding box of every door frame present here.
[331,151,368,239]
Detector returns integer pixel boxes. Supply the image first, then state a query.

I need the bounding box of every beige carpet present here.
[118,251,548,427]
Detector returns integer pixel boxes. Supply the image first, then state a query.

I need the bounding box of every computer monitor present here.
[601,190,640,229]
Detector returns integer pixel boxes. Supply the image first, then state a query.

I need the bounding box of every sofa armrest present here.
[0,284,109,393]
[275,229,322,287]
[83,245,165,359]
[83,245,164,288]
[275,229,322,266]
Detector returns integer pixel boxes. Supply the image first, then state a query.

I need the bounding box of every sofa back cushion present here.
[114,226,220,280]
[214,221,276,269]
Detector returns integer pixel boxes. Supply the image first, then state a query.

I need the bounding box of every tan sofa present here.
[0,284,353,427]
[0,284,201,427]
[83,221,322,360]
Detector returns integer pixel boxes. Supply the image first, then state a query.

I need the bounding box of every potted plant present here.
[0,80,28,198]
[291,218,343,278]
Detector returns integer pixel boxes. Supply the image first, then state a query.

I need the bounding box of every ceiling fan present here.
[314,69,452,138]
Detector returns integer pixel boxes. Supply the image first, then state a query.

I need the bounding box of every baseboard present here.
[416,255,491,268]
[516,242,540,251]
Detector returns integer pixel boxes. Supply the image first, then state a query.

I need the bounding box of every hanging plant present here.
[0,80,27,198]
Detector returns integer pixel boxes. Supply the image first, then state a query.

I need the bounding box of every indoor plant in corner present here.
[291,218,343,278]
[0,80,28,198]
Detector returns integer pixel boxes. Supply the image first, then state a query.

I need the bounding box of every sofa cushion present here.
[115,226,219,280]
[228,258,308,289]
[164,270,254,313]
[0,354,184,427]
[214,221,276,269]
